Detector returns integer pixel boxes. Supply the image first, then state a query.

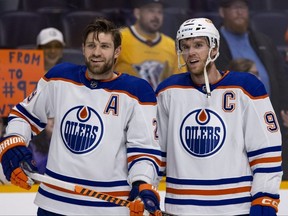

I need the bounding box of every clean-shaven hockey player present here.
[156,18,282,215]
[0,18,163,215]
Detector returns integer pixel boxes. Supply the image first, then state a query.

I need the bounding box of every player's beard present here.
[85,57,114,78]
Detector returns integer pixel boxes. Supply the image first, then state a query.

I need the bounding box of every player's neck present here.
[191,65,222,85]
[86,70,118,81]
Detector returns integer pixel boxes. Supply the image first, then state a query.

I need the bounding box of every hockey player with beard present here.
[0,18,163,216]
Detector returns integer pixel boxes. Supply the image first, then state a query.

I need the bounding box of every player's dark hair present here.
[82,18,121,49]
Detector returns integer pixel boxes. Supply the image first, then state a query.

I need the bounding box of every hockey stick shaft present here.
[76,184,173,216]
[25,171,131,207]
[25,171,173,216]
[74,185,131,207]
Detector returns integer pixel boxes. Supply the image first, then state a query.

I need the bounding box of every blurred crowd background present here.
[0,0,287,54]
[0,0,287,71]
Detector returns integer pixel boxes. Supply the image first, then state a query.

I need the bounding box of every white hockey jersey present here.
[6,63,162,215]
[156,71,282,215]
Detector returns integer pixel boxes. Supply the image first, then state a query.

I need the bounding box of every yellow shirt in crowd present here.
[115,25,185,90]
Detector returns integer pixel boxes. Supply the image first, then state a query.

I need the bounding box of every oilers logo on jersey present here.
[60,105,103,154]
[180,109,226,157]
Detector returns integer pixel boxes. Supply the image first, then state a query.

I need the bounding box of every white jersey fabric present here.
[156,71,282,215]
[6,63,162,215]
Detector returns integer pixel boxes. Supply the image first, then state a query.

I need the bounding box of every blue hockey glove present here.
[128,181,161,215]
[250,205,276,216]
[250,193,279,216]
[0,136,38,190]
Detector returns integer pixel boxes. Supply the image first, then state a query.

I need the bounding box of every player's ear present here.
[211,47,218,58]
[114,46,121,58]
[82,43,85,55]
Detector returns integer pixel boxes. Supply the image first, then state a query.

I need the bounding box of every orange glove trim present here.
[0,136,26,162]
[139,183,160,202]
[251,196,280,212]
[129,200,144,216]
[10,167,31,190]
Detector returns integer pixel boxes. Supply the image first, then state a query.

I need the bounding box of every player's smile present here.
[90,58,104,66]
[189,59,200,64]
[186,57,202,69]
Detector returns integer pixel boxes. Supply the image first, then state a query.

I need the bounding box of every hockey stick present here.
[24,170,173,216]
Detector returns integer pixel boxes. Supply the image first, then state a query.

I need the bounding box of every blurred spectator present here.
[284,28,288,63]
[216,0,288,144]
[114,0,184,90]
[28,118,54,174]
[228,58,259,79]
[26,28,63,174]
[285,27,288,45]
[0,117,7,184]
[0,117,6,139]
[0,29,63,182]
[37,27,65,72]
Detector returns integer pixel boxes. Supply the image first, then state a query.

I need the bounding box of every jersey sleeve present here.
[126,81,162,186]
[156,90,169,178]
[6,77,53,144]
[243,95,282,197]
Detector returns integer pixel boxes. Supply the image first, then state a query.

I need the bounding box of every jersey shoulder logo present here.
[180,109,226,157]
[60,106,104,154]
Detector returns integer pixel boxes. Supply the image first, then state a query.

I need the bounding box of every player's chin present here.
[188,65,202,74]
[90,61,104,68]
